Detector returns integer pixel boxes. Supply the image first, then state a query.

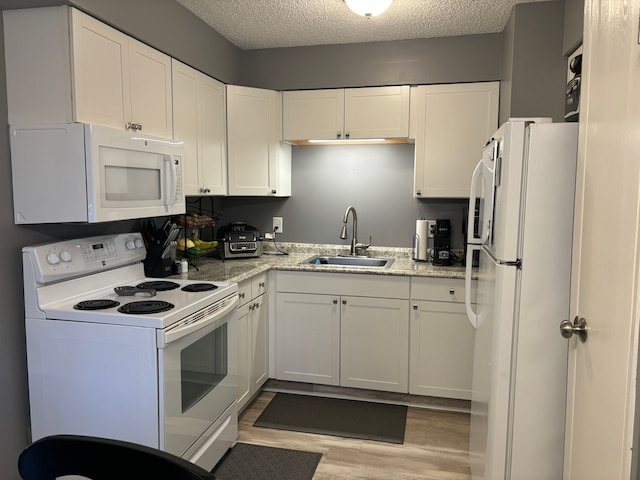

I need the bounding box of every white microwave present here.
[9,124,185,224]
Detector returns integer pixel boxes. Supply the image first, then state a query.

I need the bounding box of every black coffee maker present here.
[433,219,452,266]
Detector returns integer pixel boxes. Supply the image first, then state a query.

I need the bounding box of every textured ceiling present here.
[176,0,556,50]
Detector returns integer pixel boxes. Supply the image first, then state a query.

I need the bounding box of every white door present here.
[563,0,640,477]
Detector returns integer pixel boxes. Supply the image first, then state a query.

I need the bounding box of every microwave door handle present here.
[165,155,177,206]
[467,160,483,244]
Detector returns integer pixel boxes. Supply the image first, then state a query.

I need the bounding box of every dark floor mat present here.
[254,393,407,444]
[212,442,322,480]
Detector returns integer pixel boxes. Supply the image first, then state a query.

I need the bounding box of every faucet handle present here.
[355,236,372,252]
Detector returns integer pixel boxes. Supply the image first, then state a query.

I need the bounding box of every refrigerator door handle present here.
[465,244,480,328]
[467,160,483,244]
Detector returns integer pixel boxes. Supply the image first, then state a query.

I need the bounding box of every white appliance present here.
[9,123,185,224]
[464,120,578,479]
[22,233,238,470]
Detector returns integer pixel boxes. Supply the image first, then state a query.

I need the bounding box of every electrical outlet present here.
[273,216,283,234]
[427,220,437,238]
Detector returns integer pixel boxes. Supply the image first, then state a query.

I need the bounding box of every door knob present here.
[560,316,588,342]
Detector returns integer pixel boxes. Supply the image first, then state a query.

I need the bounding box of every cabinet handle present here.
[271,189,277,194]
[416,190,422,196]
[413,304,418,310]
[342,299,347,305]
[333,299,338,304]
[239,292,245,299]
[200,187,211,194]
[449,288,455,295]
[254,302,260,309]
[337,131,342,138]
[259,282,265,288]
[345,131,350,138]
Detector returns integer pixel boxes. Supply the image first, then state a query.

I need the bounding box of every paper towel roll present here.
[414,219,429,261]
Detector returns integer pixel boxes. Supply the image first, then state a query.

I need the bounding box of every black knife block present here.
[144,243,174,278]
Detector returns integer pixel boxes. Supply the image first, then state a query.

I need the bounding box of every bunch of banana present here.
[190,232,218,251]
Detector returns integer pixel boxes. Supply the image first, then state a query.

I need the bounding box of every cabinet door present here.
[344,86,410,139]
[251,295,268,394]
[282,89,345,141]
[171,60,200,196]
[275,293,340,386]
[227,85,277,195]
[236,301,251,411]
[340,296,409,393]
[198,75,227,195]
[71,8,129,130]
[414,82,499,198]
[409,300,475,399]
[128,38,173,138]
[227,85,279,196]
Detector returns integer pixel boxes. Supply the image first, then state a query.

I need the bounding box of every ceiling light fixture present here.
[344,0,393,19]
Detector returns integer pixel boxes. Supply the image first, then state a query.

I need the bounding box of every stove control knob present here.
[59,250,72,263]
[135,238,144,249]
[126,240,136,250]
[46,252,60,265]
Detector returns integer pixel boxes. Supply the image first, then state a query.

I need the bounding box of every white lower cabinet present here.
[274,272,410,392]
[275,293,341,385]
[409,277,476,400]
[236,273,268,412]
[340,296,409,393]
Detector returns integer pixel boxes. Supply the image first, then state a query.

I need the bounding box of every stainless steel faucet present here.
[340,205,371,255]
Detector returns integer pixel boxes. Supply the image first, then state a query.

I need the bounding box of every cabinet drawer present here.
[410,277,476,303]
[238,279,252,307]
[276,271,410,299]
[252,272,267,297]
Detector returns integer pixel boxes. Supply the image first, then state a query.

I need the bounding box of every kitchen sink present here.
[300,255,394,268]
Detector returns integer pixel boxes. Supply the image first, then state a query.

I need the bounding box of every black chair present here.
[18,434,217,480]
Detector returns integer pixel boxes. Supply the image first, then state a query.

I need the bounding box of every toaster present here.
[216,222,263,259]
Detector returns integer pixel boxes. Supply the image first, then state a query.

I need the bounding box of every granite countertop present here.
[180,242,476,284]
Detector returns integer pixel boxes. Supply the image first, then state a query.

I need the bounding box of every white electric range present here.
[22,233,239,470]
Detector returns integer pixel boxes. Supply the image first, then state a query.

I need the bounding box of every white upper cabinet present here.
[282,86,410,141]
[413,82,499,198]
[3,6,173,138]
[227,85,291,197]
[172,59,227,196]
[283,89,344,141]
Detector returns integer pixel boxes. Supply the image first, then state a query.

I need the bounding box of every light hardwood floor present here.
[236,386,472,479]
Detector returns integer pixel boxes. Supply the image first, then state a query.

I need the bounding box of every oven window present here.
[180,323,228,413]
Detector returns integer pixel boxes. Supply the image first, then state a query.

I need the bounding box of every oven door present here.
[158,294,238,457]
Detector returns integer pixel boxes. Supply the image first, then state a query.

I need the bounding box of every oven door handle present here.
[158,294,238,347]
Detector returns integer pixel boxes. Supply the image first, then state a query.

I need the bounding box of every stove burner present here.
[136,281,180,292]
[74,299,120,310]
[118,301,174,315]
[181,283,218,293]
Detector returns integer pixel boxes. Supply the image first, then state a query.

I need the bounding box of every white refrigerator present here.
[464,120,578,479]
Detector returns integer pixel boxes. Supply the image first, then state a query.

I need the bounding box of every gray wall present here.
[240,34,503,90]
[212,144,468,249]
[563,0,584,54]
[500,1,567,124]
[0,0,582,478]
